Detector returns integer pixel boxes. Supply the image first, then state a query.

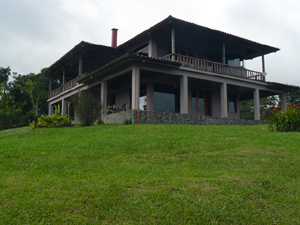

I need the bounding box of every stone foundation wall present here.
[102,110,266,125]
[102,110,135,124]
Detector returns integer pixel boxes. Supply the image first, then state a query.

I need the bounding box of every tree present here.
[0,67,10,85]
[287,90,300,104]
[240,96,277,120]
[73,91,102,126]
[16,75,40,128]
[0,82,22,130]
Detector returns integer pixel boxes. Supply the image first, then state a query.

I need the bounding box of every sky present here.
[1,0,299,86]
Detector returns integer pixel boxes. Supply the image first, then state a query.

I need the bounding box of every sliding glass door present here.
[191,90,211,116]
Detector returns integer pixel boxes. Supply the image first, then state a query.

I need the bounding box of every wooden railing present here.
[160,54,265,81]
[48,74,86,99]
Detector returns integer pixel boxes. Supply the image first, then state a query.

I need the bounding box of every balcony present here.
[160,54,265,81]
[48,74,85,99]
[48,53,265,100]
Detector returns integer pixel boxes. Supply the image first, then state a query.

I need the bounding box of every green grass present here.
[0,124,300,224]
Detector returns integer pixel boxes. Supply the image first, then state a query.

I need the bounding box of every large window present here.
[154,83,180,113]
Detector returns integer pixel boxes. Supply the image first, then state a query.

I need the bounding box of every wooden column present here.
[63,67,66,85]
[79,55,83,76]
[131,65,140,110]
[180,75,188,114]
[220,82,228,117]
[171,27,175,61]
[101,81,107,116]
[222,42,226,64]
[253,88,260,120]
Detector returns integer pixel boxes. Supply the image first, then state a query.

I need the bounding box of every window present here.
[228,94,237,113]
[134,44,149,56]
[154,83,180,113]
[157,43,169,58]
[191,90,212,116]
[157,47,168,58]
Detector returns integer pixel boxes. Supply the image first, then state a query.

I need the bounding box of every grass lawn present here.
[0,124,300,224]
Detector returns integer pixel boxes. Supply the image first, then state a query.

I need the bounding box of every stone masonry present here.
[102,110,266,125]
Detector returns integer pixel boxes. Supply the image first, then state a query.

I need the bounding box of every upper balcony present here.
[160,53,265,81]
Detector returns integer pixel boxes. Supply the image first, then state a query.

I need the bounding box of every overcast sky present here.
[1,0,299,86]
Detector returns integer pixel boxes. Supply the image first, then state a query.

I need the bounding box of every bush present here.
[263,103,300,132]
[73,91,102,126]
[30,105,71,128]
[123,118,132,125]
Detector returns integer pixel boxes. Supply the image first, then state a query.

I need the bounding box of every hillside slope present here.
[0,125,299,224]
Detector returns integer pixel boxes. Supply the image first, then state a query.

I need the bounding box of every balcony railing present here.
[160,54,265,81]
[48,74,86,99]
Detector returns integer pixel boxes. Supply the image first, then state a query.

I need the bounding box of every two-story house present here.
[44,16,296,124]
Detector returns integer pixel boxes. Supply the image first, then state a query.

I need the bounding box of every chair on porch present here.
[121,103,127,111]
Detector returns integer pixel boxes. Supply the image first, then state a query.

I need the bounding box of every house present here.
[44,16,296,125]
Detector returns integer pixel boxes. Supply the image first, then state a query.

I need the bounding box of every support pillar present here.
[101,81,107,115]
[220,83,228,117]
[253,88,260,120]
[280,93,287,110]
[62,98,67,116]
[180,75,188,114]
[63,67,66,85]
[262,53,265,73]
[148,39,157,58]
[171,28,175,61]
[146,80,154,111]
[132,66,140,110]
[48,103,53,116]
[262,52,266,81]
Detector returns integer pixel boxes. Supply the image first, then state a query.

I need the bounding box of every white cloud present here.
[0,0,299,86]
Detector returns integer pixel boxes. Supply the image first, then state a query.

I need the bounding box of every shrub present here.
[30,105,71,128]
[264,103,300,132]
[73,91,102,126]
[123,118,132,125]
